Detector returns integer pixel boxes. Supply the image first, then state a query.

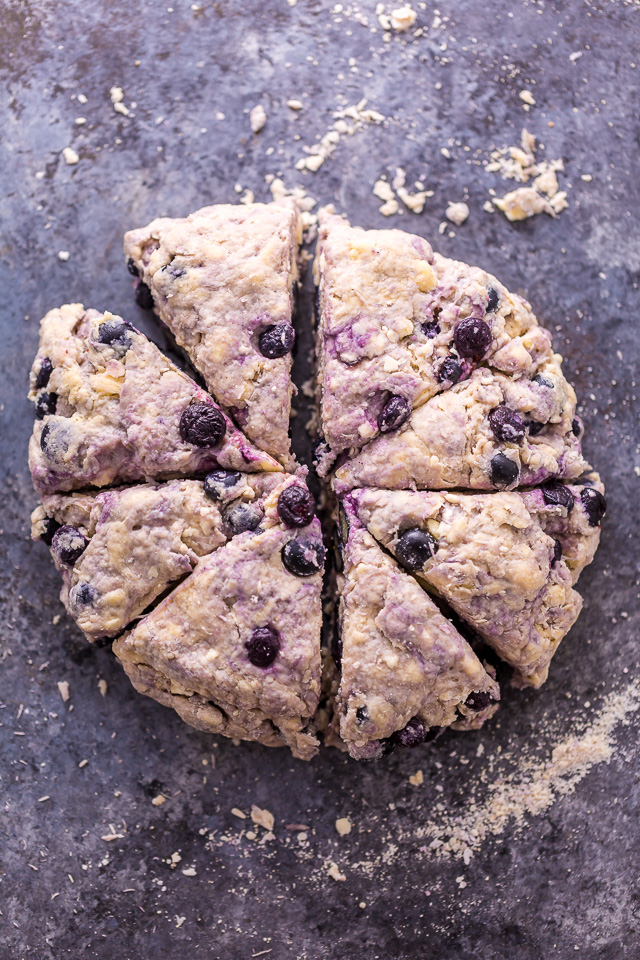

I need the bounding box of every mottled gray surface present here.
[1,1,639,957]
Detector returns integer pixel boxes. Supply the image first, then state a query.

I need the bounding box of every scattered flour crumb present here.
[98,679,108,697]
[250,104,267,134]
[57,680,70,702]
[57,251,70,262]
[445,201,469,225]
[493,187,552,221]
[175,916,186,929]
[335,817,352,836]
[519,89,536,106]
[327,861,346,881]
[409,770,424,786]
[62,147,79,165]
[110,86,131,117]
[390,5,417,30]
[77,93,88,105]
[181,867,197,877]
[287,99,303,111]
[486,128,568,220]
[151,794,167,806]
[251,805,275,831]
[296,99,384,173]
[231,807,247,820]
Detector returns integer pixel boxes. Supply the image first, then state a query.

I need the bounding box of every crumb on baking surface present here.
[486,128,568,221]
[250,104,267,134]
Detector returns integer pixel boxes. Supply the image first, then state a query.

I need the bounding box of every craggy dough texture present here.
[124,202,303,465]
[113,482,324,760]
[31,475,283,641]
[28,304,280,494]
[315,211,555,462]
[336,512,499,760]
[333,362,586,495]
[350,482,602,687]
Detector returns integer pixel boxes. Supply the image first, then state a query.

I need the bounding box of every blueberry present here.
[542,482,575,512]
[40,421,69,461]
[580,487,606,527]
[179,403,227,447]
[391,716,430,748]
[245,626,281,668]
[356,705,369,725]
[526,419,546,436]
[203,469,242,501]
[488,406,526,444]
[395,528,437,572]
[453,317,492,360]
[571,417,583,438]
[378,395,411,434]
[35,392,58,420]
[70,582,97,607]
[51,525,88,566]
[486,286,500,314]
[277,484,316,528]
[281,536,326,577]
[437,357,463,384]
[35,357,53,390]
[127,257,139,277]
[135,281,154,310]
[423,320,441,339]
[224,501,264,535]
[490,453,519,487]
[551,539,563,566]
[465,690,496,712]
[39,516,61,546]
[533,373,554,389]
[96,318,133,352]
[259,323,295,359]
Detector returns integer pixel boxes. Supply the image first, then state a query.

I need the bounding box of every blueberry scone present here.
[332,505,499,760]
[113,477,325,760]
[347,478,604,688]
[28,304,280,494]
[31,472,284,642]
[124,201,302,465]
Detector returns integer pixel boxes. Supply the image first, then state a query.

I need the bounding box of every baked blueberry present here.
[203,469,242,501]
[437,356,463,384]
[277,484,316,528]
[134,281,154,310]
[581,487,606,526]
[39,516,61,546]
[526,419,546,436]
[35,392,58,420]
[486,286,500,314]
[488,406,526,443]
[281,536,326,577]
[453,317,492,359]
[551,539,563,566]
[542,482,575,512]
[571,417,583,438]
[69,581,98,607]
[51,525,88,566]
[35,357,53,390]
[356,705,369,725]
[259,323,295,359]
[126,257,139,277]
[395,528,437,572]
[391,716,429,748]
[422,320,441,339]
[224,501,263,535]
[96,318,133,352]
[490,453,519,487]
[40,421,69,461]
[245,626,281,668]
[465,690,496,712]
[532,373,554,389]
[378,395,411,434]
[179,403,226,447]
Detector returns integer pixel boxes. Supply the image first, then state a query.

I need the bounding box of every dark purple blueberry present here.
[378,395,411,434]
[127,257,139,277]
[179,403,226,447]
[203,469,242,501]
[356,705,369,725]
[277,484,316,528]
[391,716,430,748]
[96,318,133,353]
[532,373,554,389]
[542,483,575,512]
[163,261,186,280]
[422,320,441,339]
[69,581,98,608]
[437,357,463,384]
[490,453,519,487]
[40,421,69,461]
[580,487,606,527]
[35,357,53,390]
[488,406,526,444]
[224,501,263,535]
[395,528,437,572]
[526,419,546,436]
[571,417,583,438]
[551,539,563,566]
[134,281,154,310]
[281,536,326,577]
[258,323,295,359]
[51,525,88,566]
[453,317,492,360]
[245,626,281,668]
[39,516,61,546]
[465,690,496,712]
[35,392,58,420]
[486,286,500,314]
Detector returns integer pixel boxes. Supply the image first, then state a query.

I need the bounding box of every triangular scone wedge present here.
[31,473,284,642]
[124,201,302,465]
[335,508,499,761]
[315,211,556,468]
[348,482,602,688]
[28,304,280,494]
[333,361,586,495]
[113,477,325,760]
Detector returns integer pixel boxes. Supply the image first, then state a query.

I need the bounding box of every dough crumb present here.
[57,250,70,262]
[335,817,352,835]
[62,147,79,165]
[519,89,536,106]
[286,99,303,111]
[409,770,424,786]
[327,861,346,881]
[445,201,469,225]
[57,680,70,702]
[390,5,417,30]
[151,794,166,806]
[231,807,247,820]
[250,104,267,134]
[251,805,275,831]
[494,187,552,221]
[98,679,108,697]
[487,128,568,219]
